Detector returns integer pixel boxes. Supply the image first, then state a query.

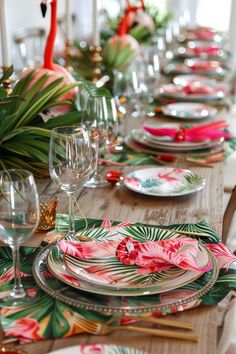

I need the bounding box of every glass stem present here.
[93,148,100,182]
[10,245,25,299]
[68,192,75,234]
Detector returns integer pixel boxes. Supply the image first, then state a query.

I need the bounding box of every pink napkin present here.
[193,46,221,56]
[164,82,225,96]
[115,236,212,273]
[58,236,212,273]
[186,28,216,40]
[182,82,216,94]
[188,60,220,71]
[143,120,232,142]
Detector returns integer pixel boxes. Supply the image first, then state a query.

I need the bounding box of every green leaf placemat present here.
[1,215,236,344]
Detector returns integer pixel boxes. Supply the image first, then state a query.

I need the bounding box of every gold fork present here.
[71,314,198,342]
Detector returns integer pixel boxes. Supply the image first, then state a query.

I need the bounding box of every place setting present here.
[174,39,229,61]
[159,80,226,102]
[161,102,218,120]
[180,26,225,43]
[32,215,221,320]
[164,58,228,78]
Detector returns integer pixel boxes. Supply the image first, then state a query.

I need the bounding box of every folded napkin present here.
[193,46,221,56]
[188,28,215,40]
[58,236,212,274]
[143,120,232,142]
[182,82,216,95]
[116,236,212,273]
[188,60,220,71]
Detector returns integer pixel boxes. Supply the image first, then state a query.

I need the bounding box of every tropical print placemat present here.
[102,138,236,167]
[0,215,236,344]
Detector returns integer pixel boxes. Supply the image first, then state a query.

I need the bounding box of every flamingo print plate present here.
[48,344,145,354]
[47,225,209,296]
[131,129,218,152]
[160,83,225,101]
[124,167,205,197]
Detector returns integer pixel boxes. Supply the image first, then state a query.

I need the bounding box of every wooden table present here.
[0,115,224,354]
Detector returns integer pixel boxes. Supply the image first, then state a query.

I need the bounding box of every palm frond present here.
[0,68,113,177]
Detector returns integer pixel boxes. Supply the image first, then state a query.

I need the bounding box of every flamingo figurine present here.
[21,0,77,115]
[105,0,141,60]
[127,0,155,31]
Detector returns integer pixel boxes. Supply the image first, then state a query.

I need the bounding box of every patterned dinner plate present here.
[164,59,226,78]
[33,234,219,313]
[131,129,217,152]
[47,225,209,296]
[124,167,205,197]
[160,83,225,101]
[48,344,145,354]
[162,102,217,120]
[173,75,228,90]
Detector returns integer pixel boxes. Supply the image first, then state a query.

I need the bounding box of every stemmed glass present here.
[106,97,119,150]
[49,126,92,235]
[0,169,40,307]
[113,64,149,119]
[81,96,109,188]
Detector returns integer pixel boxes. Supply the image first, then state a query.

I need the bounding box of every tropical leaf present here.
[0,67,115,177]
[129,25,151,42]
[0,65,14,84]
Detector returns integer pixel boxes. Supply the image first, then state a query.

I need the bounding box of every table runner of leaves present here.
[0,215,236,344]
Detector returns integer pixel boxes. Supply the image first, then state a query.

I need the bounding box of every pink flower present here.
[206,243,236,270]
[5,317,42,341]
[124,177,140,187]
[80,344,104,354]
[101,220,132,233]
[27,288,37,297]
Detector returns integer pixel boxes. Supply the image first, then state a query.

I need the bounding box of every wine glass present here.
[81,96,109,188]
[0,169,40,307]
[49,126,92,235]
[106,97,119,150]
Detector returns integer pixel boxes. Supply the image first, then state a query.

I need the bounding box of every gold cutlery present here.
[72,314,198,342]
[122,315,193,330]
[71,314,198,341]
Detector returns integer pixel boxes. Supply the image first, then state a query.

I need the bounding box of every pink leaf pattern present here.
[206,243,236,270]
[5,318,42,342]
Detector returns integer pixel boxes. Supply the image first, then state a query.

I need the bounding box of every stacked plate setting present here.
[125,124,224,158]
[33,223,219,314]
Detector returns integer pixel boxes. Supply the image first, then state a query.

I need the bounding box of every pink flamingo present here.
[105,0,142,62]
[127,0,155,31]
[21,0,77,114]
